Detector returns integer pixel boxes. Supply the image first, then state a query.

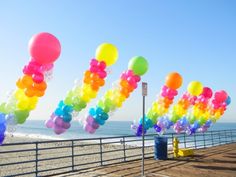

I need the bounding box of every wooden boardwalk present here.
[56,143,236,177]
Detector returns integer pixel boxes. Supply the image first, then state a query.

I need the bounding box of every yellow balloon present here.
[187,81,203,96]
[95,43,118,66]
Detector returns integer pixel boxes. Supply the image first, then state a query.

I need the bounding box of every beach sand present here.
[0,135,153,177]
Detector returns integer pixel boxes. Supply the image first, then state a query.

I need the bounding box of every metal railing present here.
[0,129,236,177]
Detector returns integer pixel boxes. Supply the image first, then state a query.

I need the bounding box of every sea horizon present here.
[7,120,236,141]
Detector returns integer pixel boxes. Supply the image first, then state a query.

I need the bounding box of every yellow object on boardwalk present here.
[173,137,179,158]
[178,149,194,157]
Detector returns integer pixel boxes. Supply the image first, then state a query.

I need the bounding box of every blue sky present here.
[0,0,235,122]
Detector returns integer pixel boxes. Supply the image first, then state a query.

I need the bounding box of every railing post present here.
[203,132,206,148]
[35,142,38,177]
[183,133,186,148]
[99,138,103,166]
[72,140,75,171]
[171,133,174,150]
[123,137,126,162]
[194,133,197,149]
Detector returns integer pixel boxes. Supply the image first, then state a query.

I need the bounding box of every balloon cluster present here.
[46,43,119,134]
[184,87,213,134]
[171,81,203,133]
[0,32,61,144]
[187,90,230,134]
[132,72,183,136]
[84,56,149,134]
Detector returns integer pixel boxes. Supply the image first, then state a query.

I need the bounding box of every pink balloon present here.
[90,59,98,66]
[214,90,228,103]
[40,63,54,72]
[90,66,98,73]
[133,75,141,82]
[201,87,213,98]
[98,71,107,79]
[32,73,44,83]
[126,70,134,77]
[121,72,128,80]
[98,61,106,70]
[29,32,61,65]
[45,119,54,128]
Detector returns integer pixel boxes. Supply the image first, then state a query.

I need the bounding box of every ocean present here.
[11,120,236,141]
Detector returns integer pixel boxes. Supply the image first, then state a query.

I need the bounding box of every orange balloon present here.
[25,88,37,97]
[16,79,25,89]
[165,72,183,90]
[22,75,34,88]
[33,82,47,91]
[120,79,129,88]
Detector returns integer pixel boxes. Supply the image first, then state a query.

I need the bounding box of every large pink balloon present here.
[28,32,61,64]
[214,90,228,103]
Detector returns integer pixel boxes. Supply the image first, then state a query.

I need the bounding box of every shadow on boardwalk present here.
[56,143,236,177]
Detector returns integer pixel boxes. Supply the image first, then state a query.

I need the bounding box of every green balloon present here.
[14,110,29,124]
[0,103,7,114]
[128,56,148,76]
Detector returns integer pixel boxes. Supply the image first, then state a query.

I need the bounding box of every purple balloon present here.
[86,115,95,125]
[84,124,96,134]
[62,122,71,129]
[54,125,66,135]
[86,115,99,129]
[45,119,54,128]
[153,124,162,133]
[53,116,64,127]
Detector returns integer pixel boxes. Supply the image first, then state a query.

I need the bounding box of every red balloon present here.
[28,32,61,64]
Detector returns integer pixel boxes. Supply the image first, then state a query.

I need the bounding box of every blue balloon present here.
[96,107,103,115]
[89,108,96,116]
[55,108,63,116]
[58,100,65,108]
[0,134,5,145]
[225,96,231,106]
[63,105,73,113]
[101,112,108,120]
[0,124,6,134]
[154,124,162,133]
[63,114,72,122]
[0,113,6,124]
[94,115,105,125]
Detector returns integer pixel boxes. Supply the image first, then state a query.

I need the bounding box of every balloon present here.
[225,96,231,105]
[187,81,203,96]
[14,110,29,124]
[0,134,5,145]
[128,56,149,76]
[201,87,213,98]
[95,43,118,66]
[45,119,54,128]
[165,72,183,89]
[214,90,228,103]
[28,32,61,64]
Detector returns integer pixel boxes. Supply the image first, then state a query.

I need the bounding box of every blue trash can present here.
[154,136,168,160]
